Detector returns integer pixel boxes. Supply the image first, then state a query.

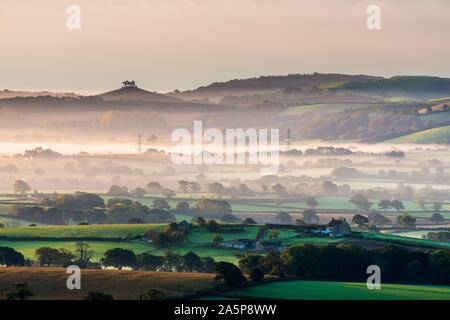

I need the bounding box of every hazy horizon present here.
[2,72,450,96]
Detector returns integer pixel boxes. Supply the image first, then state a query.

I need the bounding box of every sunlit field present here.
[220,281,450,300]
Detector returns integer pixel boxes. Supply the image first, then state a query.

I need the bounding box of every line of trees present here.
[1,244,217,274]
[237,243,450,286]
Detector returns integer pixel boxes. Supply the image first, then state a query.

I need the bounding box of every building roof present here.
[327,218,346,228]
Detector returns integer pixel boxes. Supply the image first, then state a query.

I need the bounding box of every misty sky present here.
[0,0,449,94]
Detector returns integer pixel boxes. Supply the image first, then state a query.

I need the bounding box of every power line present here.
[137,133,142,153]
[286,128,291,151]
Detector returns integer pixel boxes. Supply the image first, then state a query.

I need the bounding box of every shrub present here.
[249,267,264,282]
[139,289,165,300]
[206,220,219,232]
[0,283,34,300]
[214,262,246,287]
[213,234,223,243]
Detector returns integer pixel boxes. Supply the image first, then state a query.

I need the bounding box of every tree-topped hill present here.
[98,85,180,103]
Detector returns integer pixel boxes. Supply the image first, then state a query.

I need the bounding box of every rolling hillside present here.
[169,73,380,102]
[420,112,450,124]
[385,125,450,144]
[323,76,450,99]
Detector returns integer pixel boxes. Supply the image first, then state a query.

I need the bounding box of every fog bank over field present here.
[0,140,447,157]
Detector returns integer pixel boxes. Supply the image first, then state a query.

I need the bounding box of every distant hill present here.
[98,86,180,103]
[0,90,231,114]
[323,76,450,99]
[169,73,381,102]
[0,89,79,99]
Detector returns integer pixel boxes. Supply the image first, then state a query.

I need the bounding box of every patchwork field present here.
[220,280,450,300]
[0,267,215,300]
[0,224,259,263]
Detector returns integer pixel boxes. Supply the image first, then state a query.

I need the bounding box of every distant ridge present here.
[0,89,79,99]
[169,73,382,101]
[98,86,180,103]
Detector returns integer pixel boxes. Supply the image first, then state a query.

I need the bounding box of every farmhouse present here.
[218,239,255,250]
[177,220,192,231]
[142,229,158,242]
[326,218,351,238]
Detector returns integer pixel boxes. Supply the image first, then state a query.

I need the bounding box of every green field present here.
[234,196,423,212]
[186,226,259,244]
[389,230,431,239]
[0,223,167,238]
[420,112,450,124]
[0,204,11,215]
[220,281,450,300]
[264,228,298,240]
[278,236,341,246]
[361,231,450,248]
[278,103,370,117]
[152,245,241,264]
[323,76,450,100]
[0,240,154,260]
[386,125,450,144]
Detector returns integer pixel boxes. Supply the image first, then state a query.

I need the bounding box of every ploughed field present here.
[0,267,215,300]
